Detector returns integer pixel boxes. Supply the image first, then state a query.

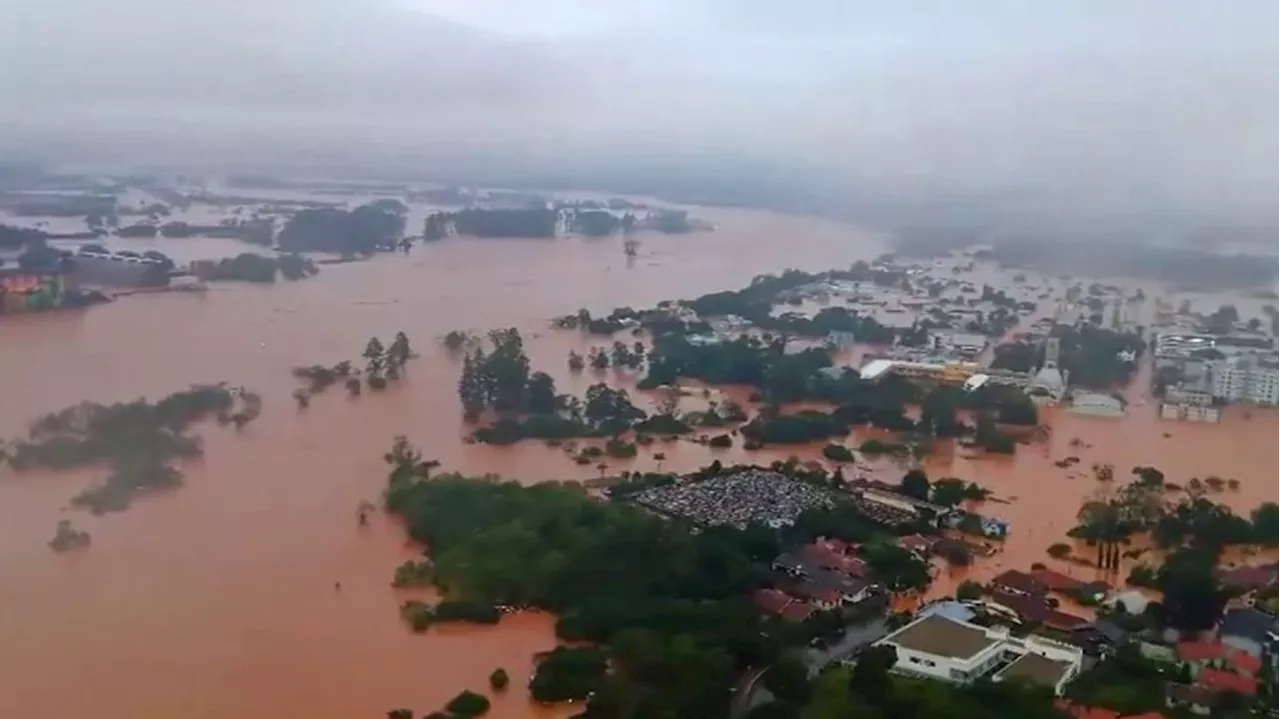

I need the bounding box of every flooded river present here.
[0,207,875,719]
[0,204,1275,718]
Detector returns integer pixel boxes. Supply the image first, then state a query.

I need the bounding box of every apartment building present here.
[1208,357,1279,406]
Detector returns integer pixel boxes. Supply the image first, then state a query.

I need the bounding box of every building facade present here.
[875,614,1083,695]
[0,268,69,313]
[1207,358,1279,406]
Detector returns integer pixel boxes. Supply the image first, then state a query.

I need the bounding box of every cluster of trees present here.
[48,519,91,552]
[457,329,650,442]
[192,252,318,283]
[454,209,558,238]
[292,333,414,404]
[0,223,49,249]
[383,444,801,718]
[643,334,810,392]
[564,209,635,236]
[388,688,492,719]
[896,470,988,507]
[1071,470,1277,630]
[1,385,261,513]
[277,200,408,254]
[991,325,1145,388]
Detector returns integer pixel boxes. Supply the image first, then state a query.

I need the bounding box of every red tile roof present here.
[1226,650,1262,676]
[802,542,868,577]
[1054,700,1166,719]
[992,569,1049,596]
[990,591,1088,630]
[1218,563,1277,590]
[1029,568,1085,592]
[752,588,793,615]
[1054,699,1120,719]
[780,601,814,622]
[1176,639,1223,663]
[1197,667,1258,696]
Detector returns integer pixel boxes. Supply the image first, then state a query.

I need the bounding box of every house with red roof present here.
[751,588,814,623]
[1196,667,1258,696]
[1054,698,1167,719]
[1175,639,1264,676]
[991,569,1049,597]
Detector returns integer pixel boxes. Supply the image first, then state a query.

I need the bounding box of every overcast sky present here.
[0,0,1275,230]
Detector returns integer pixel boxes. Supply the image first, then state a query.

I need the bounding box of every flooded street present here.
[0,208,876,719]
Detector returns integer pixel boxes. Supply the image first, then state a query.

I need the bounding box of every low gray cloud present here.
[0,0,1274,235]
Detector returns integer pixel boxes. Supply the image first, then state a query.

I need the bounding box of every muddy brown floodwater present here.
[0,207,880,719]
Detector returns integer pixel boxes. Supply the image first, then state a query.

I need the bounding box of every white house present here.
[874,614,1083,696]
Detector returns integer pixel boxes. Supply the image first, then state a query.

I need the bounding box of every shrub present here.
[821,443,855,462]
[489,667,509,691]
[708,434,733,448]
[1047,543,1072,559]
[445,690,490,717]
[956,580,984,601]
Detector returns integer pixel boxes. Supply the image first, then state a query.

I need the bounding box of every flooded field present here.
[0,207,872,719]
[0,200,1275,718]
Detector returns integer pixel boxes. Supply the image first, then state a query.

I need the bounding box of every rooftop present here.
[1197,667,1258,696]
[1220,607,1277,643]
[995,651,1074,689]
[991,570,1049,596]
[879,614,997,660]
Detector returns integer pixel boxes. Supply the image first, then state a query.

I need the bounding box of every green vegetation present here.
[991,325,1145,389]
[488,668,509,692]
[384,440,798,717]
[820,443,854,463]
[742,409,848,445]
[2,385,261,513]
[293,333,414,402]
[1046,543,1072,559]
[194,252,319,282]
[956,580,984,601]
[1064,645,1167,716]
[530,646,609,703]
[391,560,432,588]
[48,519,91,552]
[1070,470,1275,630]
[444,690,491,717]
[460,329,650,443]
[277,200,408,254]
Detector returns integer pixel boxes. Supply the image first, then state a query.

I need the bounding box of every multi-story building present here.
[874,614,1083,696]
[1207,358,1279,406]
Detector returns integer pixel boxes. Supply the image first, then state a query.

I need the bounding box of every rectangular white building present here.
[874,614,1083,696]
[1208,358,1279,406]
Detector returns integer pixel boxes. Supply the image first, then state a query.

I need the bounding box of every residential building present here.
[1207,357,1279,406]
[1218,608,1279,659]
[0,267,70,313]
[874,614,1083,695]
[1196,667,1258,697]
[991,570,1049,598]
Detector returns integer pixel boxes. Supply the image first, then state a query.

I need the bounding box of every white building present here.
[1160,403,1221,423]
[874,614,1083,696]
[1207,358,1279,406]
[1068,392,1127,418]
